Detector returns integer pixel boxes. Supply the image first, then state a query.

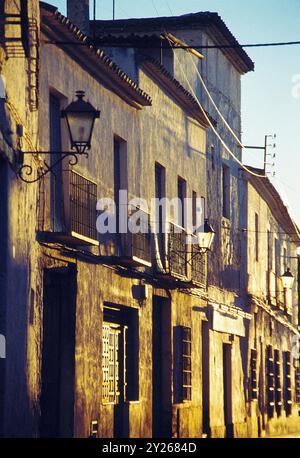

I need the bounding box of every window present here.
[267,231,273,271]
[192,193,205,233]
[274,238,282,306]
[181,326,192,401]
[274,349,282,416]
[295,366,300,404]
[266,345,275,418]
[177,177,186,228]
[114,137,127,231]
[250,349,258,400]
[192,191,197,229]
[102,322,121,404]
[102,306,138,405]
[283,247,287,272]
[155,163,166,261]
[255,213,259,262]
[267,230,273,300]
[155,163,165,232]
[49,93,64,232]
[274,238,280,279]
[283,351,292,416]
[222,164,230,219]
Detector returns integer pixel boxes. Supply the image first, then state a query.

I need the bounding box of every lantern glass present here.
[281,268,294,289]
[197,219,215,251]
[67,111,95,148]
[62,91,100,154]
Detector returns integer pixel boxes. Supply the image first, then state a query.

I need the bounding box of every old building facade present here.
[242,168,300,437]
[0,0,299,439]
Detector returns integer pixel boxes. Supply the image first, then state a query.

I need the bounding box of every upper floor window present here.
[255,213,259,262]
[283,247,288,272]
[49,93,64,232]
[222,164,230,219]
[267,230,273,271]
[155,163,165,226]
[177,176,186,228]
[114,136,127,233]
[274,238,280,279]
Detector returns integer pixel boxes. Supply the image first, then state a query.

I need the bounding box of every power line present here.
[167,36,267,178]
[41,38,300,49]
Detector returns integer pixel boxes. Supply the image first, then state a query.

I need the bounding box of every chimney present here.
[67,0,90,36]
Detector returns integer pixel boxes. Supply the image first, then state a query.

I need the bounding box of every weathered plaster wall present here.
[247,181,298,318]
[75,262,152,438]
[36,26,209,438]
[0,0,42,437]
[247,308,300,437]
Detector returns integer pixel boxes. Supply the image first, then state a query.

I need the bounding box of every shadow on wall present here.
[4,261,40,437]
[220,266,240,291]
[0,162,39,437]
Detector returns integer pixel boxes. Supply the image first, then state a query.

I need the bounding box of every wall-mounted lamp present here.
[17,91,100,183]
[281,268,295,290]
[197,219,216,253]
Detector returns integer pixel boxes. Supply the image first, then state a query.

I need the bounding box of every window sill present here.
[173,401,192,407]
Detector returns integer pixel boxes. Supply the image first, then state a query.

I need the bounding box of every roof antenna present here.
[113,0,115,20]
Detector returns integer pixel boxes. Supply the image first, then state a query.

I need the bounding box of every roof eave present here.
[244,168,300,244]
[40,3,152,108]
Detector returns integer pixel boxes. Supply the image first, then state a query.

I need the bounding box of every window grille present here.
[102,323,120,404]
[283,351,292,416]
[181,326,192,401]
[266,345,275,417]
[250,349,258,400]
[274,349,282,416]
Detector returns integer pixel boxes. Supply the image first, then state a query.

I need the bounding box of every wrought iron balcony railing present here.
[166,222,188,279]
[191,235,207,287]
[116,206,152,267]
[67,170,98,244]
[38,169,98,246]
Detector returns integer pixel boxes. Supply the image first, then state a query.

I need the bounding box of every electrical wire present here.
[41,39,300,50]
[166,36,267,178]
[148,0,267,179]
[185,50,245,148]
[162,0,245,149]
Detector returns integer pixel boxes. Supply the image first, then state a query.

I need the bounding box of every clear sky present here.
[47,0,300,226]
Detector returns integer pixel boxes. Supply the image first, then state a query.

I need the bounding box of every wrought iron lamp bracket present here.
[16,149,88,183]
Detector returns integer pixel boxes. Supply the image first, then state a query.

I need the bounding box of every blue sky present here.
[47,0,300,226]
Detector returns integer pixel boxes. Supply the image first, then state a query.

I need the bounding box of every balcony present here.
[38,169,99,246]
[154,225,208,287]
[115,207,152,267]
[163,222,188,279]
[191,235,207,287]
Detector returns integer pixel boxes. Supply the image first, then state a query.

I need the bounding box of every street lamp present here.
[17,91,100,183]
[281,268,295,290]
[197,219,216,253]
[61,91,100,154]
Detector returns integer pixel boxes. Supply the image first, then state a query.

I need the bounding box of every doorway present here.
[152,295,171,437]
[40,266,76,437]
[202,321,210,435]
[102,305,139,437]
[223,343,233,438]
